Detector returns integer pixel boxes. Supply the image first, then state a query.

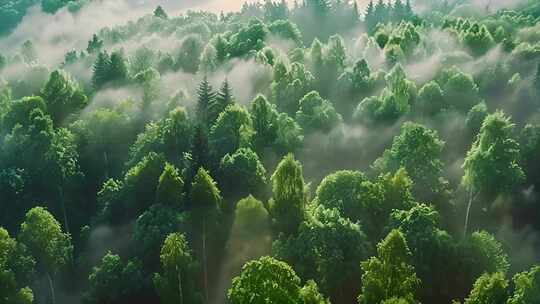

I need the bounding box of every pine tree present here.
[208,79,234,125]
[196,76,217,126]
[92,51,111,90]
[154,5,168,19]
[393,0,405,22]
[365,0,376,33]
[405,0,414,20]
[109,50,128,85]
[87,34,103,54]
[374,0,388,27]
[352,1,360,24]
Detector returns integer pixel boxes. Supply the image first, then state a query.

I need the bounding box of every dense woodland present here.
[2,0,540,303]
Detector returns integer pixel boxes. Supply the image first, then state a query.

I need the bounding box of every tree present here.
[460,231,510,290]
[19,207,72,304]
[301,280,331,304]
[355,64,415,124]
[208,79,235,125]
[314,170,367,221]
[228,256,304,304]
[41,70,88,125]
[132,205,185,267]
[0,228,35,304]
[417,81,446,116]
[196,76,217,126]
[153,233,201,304]
[273,206,370,302]
[358,229,420,304]
[296,91,342,133]
[389,204,456,303]
[507,265,540,304]
[270,154,307,235]
[219,148,267,199]
[87,34,103,54]
[156,163,185,207]
[365,1,377,33]
[374,122,448,203]
[462,111,524,234]
[209,104,254,162]
[128,107,193,167]
[190,168,222,302]
[154,5,168,19]
[464,272,508,304]
[84,253,144,304]
[108,50,128,85]
[176,35,204,73]
[92,51,111,90]
[20,40,37,63]
[250,94,278,151]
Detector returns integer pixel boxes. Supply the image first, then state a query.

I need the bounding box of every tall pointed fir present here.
[365,1,376,33]
[196,76,217,127]
[208,79,234,125]
[92,51,111,90]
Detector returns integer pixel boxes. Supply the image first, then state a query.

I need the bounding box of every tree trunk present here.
[103,150,110,180]
[46,272,56,304]
[464,187,477,237]
[58,186,69,235]
[203,219,208,304]
[177,266,183,304]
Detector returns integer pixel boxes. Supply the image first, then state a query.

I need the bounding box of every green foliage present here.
[209,104,254,162]
[296,91,342,133]
[462,231,510,282]
[156,163,185,207]
[355,64,416,124]
[507,265,540,304]
[84,252,144,304]
[374,122,448,202]
[270,154,307,235]
[191,167,222,216]
[462,111,524,195]
[228,256,304,304]
[41,70,87,124]
[133,205,185,266]
[219,147,267,199]
[358,229,420,304]
[464,272,508,304]
[18,207,72,274]
[273,206,370,298]
[128,107,193,167]
[153,233,201,304]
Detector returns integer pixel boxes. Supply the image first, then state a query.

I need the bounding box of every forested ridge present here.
[1,0,540,303]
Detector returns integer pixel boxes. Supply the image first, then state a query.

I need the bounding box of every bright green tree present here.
[228,256,304,304]
[153,233,201,304]
[270,154,307,235]
[19,207,72,304]
[358,229,420,304]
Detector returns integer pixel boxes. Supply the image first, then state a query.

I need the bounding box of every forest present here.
[1,0,540,303]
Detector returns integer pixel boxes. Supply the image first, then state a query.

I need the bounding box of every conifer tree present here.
[196,77,217,126]
[92,51,111,90]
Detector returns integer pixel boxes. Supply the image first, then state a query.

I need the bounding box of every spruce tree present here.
[196,76,217,126]
[87,34,103,54]
[92,51,111,90]
[154,5,168,19]
[208,79,234,125]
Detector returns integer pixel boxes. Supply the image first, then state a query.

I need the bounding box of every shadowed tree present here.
[190,168,222,302]
[19,207,72,304]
